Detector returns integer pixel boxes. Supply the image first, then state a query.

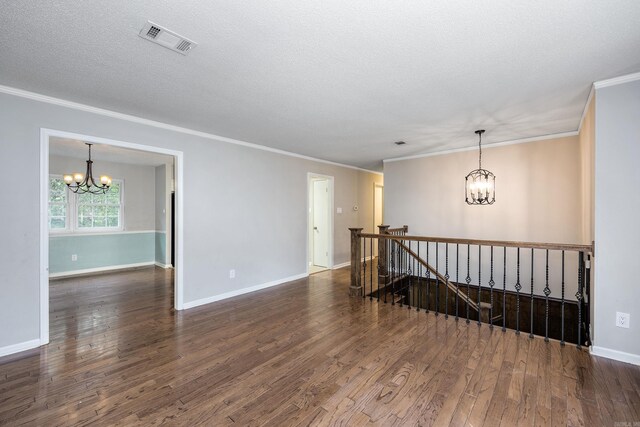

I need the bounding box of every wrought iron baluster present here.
[385,238,391,304]
[435,243,439,316]
[530,248,534,339]
[362,238,367,299]
[502,246,506,332]
[445,244,449,319]
[477,245,482,326]
[465,244,471,324]
[409,241,414,310]
[376,236,380,302]
[399,238,403,305]
[392,240,397,305]
[544,249,550,342]
[426,242,430,313]
[561,251,565,345]
[401,240,410,308]
[417,241,421,311]
[515,248,521,334]
[400,239,404,305]
[400,236,404,286]
[399,239,404,307]
[489,246,494,329]
[455,244,459,321]
[405,236,409,281]
[576,252,584,349]
[370,237,373,301]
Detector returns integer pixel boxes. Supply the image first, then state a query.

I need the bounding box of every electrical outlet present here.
[71,254,78,261]
[229,269,235,279]
[616,312,630,328]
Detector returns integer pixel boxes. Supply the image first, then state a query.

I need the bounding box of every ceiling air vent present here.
[139,21,197,55]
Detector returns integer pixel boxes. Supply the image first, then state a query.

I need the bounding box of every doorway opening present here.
[373,184,384,231]
[373,184,384,254]
[40,129,184,345]
[307,173,334,275]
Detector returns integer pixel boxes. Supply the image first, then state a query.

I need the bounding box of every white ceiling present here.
[1,1,639,171]
[50,137,173,167]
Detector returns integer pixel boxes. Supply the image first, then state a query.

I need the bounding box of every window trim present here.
[48,175,125,234]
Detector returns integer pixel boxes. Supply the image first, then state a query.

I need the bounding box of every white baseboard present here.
[332,255,375,270]
[49,261,155,279]
[590,345,640,366]
[332,261,350,270]
[154,262,173,269]
[0,339,41,358]
[183,272,309,310]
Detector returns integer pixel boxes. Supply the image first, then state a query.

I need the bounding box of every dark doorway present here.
[171,191,175,267]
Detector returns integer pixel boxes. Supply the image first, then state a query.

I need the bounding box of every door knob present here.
[314,227,318,230]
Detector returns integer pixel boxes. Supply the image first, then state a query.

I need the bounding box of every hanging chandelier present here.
[465,130,495,205]
[63,143,112,194]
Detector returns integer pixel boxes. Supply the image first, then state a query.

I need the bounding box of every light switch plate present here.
[337,207,342,214]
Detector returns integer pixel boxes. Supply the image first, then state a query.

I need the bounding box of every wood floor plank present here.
[0,266,638,426]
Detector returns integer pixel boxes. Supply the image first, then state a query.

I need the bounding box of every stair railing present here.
[349,226,593,348]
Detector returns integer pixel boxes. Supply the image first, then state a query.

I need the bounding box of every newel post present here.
[349,228,363,297]
[378,225,390,285]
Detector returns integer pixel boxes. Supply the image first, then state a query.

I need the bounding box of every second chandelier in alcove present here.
[465,130,495,205]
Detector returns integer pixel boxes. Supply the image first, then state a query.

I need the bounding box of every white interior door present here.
[312,179,329,268]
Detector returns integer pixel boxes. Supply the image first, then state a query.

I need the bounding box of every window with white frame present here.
[48,176,123,232]
[48,177,69,230]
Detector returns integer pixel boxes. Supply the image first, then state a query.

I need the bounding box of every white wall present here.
[0,89,380,352]
[384,135,582,243]
[592,78,640,362]
[155,164,166,232]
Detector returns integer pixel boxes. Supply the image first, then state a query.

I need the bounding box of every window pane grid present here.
[48,177,122,232]
[48,177,68,230]
[77,182,121,230]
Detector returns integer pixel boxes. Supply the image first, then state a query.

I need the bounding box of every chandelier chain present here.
[478,131,482,170]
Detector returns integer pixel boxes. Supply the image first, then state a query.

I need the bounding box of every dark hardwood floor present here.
[1,267,639,426]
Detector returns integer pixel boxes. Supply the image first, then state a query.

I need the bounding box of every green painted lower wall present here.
[49,232,157,274]
[155,231,167,265]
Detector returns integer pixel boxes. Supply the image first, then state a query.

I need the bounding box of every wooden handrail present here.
[387,225,408,234]
[354,225,591,344]
[393,239,480,312]
[361,232,593,253]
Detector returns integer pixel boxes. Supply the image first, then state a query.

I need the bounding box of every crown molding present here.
[593,71,640,89]
[577,84,595,134]
[383,131,578,163]
[0,84,382,176]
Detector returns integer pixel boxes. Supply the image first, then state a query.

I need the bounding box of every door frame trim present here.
[306,173,334,274]
[373,183,384,232]
[40,128,185,345]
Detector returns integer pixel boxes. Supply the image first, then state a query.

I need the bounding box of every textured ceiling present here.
[1,1,639,170]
